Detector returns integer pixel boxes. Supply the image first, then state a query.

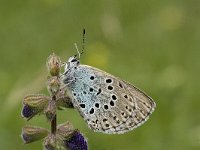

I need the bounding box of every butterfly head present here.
[64,29,85,74]
[64,55,80,74]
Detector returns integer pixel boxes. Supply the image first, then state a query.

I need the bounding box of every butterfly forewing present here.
[64,64,156,134]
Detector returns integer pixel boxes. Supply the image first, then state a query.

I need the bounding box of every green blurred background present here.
[0,0,200,150]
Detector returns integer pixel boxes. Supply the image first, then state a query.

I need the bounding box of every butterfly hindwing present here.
[64,65,156,134]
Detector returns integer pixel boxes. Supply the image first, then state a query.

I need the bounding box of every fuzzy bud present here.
[47,76,60,95]
[57,122,74,138]
[45,100,56,122]
[22,94,50,120]
[43,134,57,150]
[21,126,49,144]
[46,53,61,77]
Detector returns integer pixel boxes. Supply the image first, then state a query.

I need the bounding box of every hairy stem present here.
[51,95,57,135]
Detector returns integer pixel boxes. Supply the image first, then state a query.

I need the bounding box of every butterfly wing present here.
[64,65,156,134]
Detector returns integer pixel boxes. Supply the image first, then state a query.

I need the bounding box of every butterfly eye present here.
[68,56,75,62]
[71,59,77,62]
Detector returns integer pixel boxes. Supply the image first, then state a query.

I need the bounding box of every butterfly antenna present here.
[81,28,86,56]
[74,29,86,59]
[74,43,80,59]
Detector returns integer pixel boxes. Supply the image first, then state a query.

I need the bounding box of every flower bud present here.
[47,76,60,95]
[21,126,49,144]
[46,53,61,76]
[57,122,74,138]
[43,134,57,150]
[22,104,37,120]
[63,130,88,150]
[45,100,56,122]
[22,94,50,120]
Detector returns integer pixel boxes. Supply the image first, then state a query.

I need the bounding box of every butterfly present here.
[61,52,156,134]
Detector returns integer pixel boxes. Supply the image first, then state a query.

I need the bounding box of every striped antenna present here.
[81,28,86,55]
[74,29,86,59]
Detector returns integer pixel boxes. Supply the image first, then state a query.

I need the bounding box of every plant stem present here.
[51,95,57,135]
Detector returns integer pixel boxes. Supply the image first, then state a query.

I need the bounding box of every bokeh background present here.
[0,0,200,150]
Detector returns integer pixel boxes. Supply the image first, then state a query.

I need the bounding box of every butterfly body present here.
[62,56,156,134]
